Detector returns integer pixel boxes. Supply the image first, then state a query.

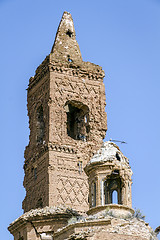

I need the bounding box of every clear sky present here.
[1,0,160,239]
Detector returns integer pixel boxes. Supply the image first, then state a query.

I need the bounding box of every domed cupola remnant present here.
[84,141,134,216]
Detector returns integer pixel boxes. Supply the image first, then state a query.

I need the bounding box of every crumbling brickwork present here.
[23,11,107,213]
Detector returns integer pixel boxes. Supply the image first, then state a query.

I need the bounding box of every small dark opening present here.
[18,237,24,240]
[78,161,83,174]
[116,152,121,161]
[66,29,73,37]
[36,198,43,208]
[112,169,119,175]
[67,55,73,62]
[18,232,24,240]
[34,168,37,180]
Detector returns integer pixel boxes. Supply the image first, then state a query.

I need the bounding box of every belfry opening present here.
[65,101,90,141]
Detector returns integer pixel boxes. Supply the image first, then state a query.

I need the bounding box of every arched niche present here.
[103,171,123,205]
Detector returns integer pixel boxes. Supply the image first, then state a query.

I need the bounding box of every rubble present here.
[9,205,80,227]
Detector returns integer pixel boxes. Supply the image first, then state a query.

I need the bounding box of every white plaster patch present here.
[62,18,74,32]
[89,141,129,165]
[40,233,53,240]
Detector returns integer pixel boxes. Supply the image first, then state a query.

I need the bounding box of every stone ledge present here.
[28,56,105,92]
[87,204,135,218]
[8,206,79,234]
[54,219,111,238]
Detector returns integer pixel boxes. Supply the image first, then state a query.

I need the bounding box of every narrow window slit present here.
[91,182,96,207]
[78,161,83,174]
[116,152,121,161]
[34,168,37,180]
[36,105,45,143]
[112,190,118,204]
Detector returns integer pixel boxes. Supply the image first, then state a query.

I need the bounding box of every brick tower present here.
[22,11,107,214]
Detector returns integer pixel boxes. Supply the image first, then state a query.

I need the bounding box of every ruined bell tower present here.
[8,12,158,240]
[23,11,107,214]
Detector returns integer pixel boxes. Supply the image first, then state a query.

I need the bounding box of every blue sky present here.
[0,0,160,239]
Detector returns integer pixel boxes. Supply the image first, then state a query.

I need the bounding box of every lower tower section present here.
[48,146,89,213]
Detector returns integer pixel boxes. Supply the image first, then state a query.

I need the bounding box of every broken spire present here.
[51,11,82,63]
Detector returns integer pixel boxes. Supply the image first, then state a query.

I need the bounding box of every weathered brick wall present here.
[23,71,50,211]
[23,152,49,212]
[54,218,155,240]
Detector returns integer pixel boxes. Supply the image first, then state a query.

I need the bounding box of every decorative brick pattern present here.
[57,175,88,208]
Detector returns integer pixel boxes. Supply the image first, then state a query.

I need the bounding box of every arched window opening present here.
[116,152,121,161]
[112,190,118,204]
[65,101,90,141]
[104,174,122,205]
[36,105,45,143]
[91,182,96,207]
